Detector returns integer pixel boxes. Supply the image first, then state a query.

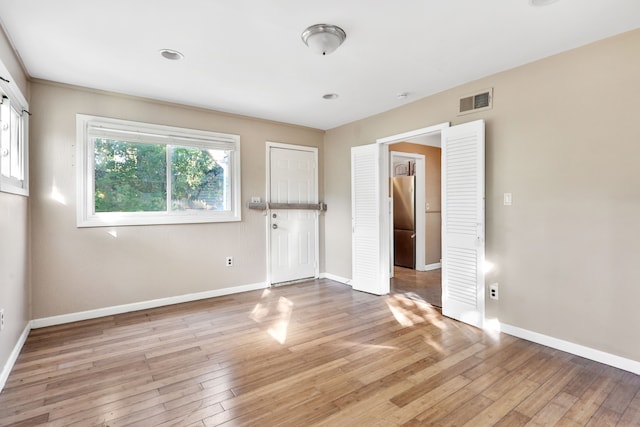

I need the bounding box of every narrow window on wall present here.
[0,89,29,196]
[76,114,241,227]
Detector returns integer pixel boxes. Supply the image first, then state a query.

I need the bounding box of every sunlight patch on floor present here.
[249,289,293,344]
[267,297,293,344]
[483,317,502,341]
[249,289,272,323]
[386,293,447,330]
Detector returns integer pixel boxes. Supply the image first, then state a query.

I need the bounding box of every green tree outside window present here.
[94,139,228,213]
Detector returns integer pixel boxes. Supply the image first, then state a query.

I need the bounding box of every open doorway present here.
[352,120,485,326]
[388,138,442,307]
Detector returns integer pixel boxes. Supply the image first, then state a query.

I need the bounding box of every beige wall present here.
[389,142,442,265]
[29,81,324,318]
[0,193,29,376]
[324,29,640,362]
[0,29,29,376]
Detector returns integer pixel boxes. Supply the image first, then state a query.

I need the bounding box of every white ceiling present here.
[1,0,639,130]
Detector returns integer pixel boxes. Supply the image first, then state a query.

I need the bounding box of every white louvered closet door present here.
[351,144,389,295]
[441,120,485,328]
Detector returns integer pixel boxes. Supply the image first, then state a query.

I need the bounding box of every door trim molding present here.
[373,123,449,295]
[377,123,450,145]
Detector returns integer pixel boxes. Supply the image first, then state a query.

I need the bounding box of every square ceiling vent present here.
[459,88,493,115]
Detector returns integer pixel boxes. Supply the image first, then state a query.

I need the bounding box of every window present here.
[0,85,29,196]
[77,115,241,227]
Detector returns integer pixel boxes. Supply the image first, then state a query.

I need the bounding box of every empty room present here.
[1,1,640,426]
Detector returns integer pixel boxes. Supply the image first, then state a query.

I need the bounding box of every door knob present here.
[272,224,278,229]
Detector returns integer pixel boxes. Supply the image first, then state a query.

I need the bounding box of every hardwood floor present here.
[1,279,639,426]
[391,267,442,308]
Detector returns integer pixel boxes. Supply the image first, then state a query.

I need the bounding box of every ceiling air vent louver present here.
[458,88,493,115]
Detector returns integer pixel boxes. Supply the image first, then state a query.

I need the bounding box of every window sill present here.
[77,212,241,228]
[0,182,28,197]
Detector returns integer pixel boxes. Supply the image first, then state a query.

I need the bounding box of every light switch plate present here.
[503,193,512,206]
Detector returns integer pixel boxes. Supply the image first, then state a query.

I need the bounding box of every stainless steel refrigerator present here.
[393,176,415,269]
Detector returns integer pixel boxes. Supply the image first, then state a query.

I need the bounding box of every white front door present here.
[441,120,485,328]
[268,144,318,284]
[351,144,390,295]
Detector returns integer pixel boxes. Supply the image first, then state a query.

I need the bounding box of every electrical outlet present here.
[226,256,233,267]
[489,283,499,301]
[0,309,5,331]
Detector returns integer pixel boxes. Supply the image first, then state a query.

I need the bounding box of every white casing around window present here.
[76,114,241,227]
[0,59,29,197]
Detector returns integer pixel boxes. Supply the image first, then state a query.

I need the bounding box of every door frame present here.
[389,151,426,273]
[265,141,319,285]
[377,123,448,292]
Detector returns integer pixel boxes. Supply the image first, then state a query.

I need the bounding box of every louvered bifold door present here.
[351,144,388,295]
[441,120,485,328]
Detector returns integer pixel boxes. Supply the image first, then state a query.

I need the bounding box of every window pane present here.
[171,145,230,211]
[10,107,22,180]
[94,139,167,212]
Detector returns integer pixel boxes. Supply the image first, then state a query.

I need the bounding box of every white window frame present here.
[76,114,241,227]
[0,70,29,197]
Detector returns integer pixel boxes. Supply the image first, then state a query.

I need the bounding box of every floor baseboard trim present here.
[0,321,32,393]
[423,262,442,271]
[319,272,351,286]
[500,322,640,375]
[31,282,268,329]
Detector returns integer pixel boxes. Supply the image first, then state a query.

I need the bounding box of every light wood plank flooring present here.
[391,267,442,308]
[1,279,639,426]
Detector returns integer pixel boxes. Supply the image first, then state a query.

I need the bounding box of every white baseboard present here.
[500,323,640,375]
[31,282,268,329]
[417,262,442,272]
[423,262,441,271]
[0,322,31,393]
[320,272,351,286]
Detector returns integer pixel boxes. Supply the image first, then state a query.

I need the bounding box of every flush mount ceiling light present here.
[301,24,346,55]
[529,0,559,6]
[159,49,184,60]
[322,93,339,100]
